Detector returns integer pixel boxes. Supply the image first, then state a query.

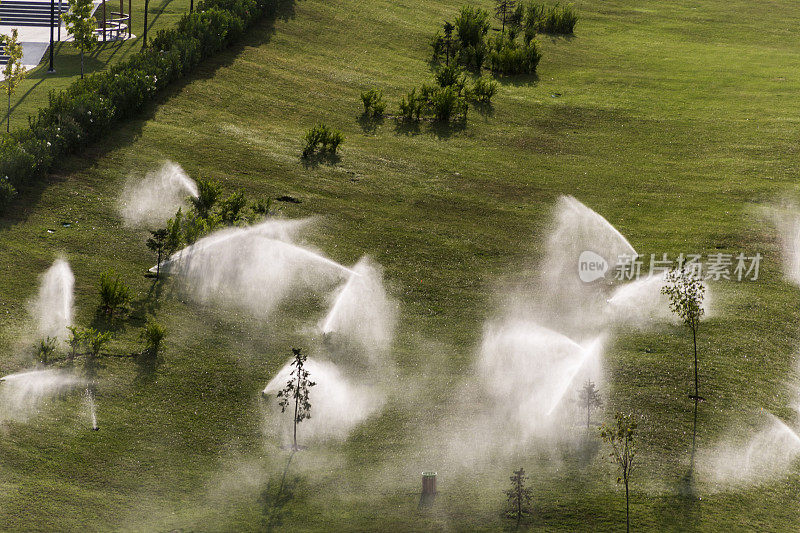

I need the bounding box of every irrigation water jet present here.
[152,220,357,315]
[120,161,199,227]
[319,257,397,358]
[261,357,382,444]
[0,369,84,422]
[30,258,74,343]
[478,320,604,439]
[702,411,800,485]
[84,386,99,430]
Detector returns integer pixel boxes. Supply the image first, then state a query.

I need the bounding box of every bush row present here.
[0,0,290,214]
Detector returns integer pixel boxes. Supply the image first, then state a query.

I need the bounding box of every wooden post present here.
[420,471,437,506]
[102,0,106,42]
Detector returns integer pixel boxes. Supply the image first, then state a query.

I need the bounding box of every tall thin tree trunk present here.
[293,370,300,450]
[692,320,699,399]
[6,92,10,133]
[625,477,630,533]
[156,250,161,279]
[587,397,590,428]
[80,51,84,79]
[142,0,150,48]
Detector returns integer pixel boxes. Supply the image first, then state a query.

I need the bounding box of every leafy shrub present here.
[430,86,468,122]
[35,337,57,364]
[302,124,344,158]
[397,83,468,123]
[399,88,423,121]
[454,5,490,50]
[84,328,112,359]
[488,35,541,75]
[360,88,386,117]
[543,3,578,34]
[0,0,283,211]
[0,176,17,214]
[471,76,498,103]
[141,318,166,356]
[435,64,467,90]
[219,190,247,224]
[98,271,132,320]
[190,177,222,219]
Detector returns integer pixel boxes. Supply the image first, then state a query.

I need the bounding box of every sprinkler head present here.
[92,426,100,431]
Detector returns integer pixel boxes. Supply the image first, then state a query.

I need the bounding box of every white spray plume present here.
[155,219,355,316]
[120,161,199,227]
[477,320,604,440]
[764,202,800,286]
[0,369,84,422]
[701,412,800,485]
[319,257,397,357]
[261,358,382,443]
[30,258,74,342]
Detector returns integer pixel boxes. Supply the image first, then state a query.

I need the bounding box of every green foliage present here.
[84,327,112,358]
[0,0,281,213]
[146,228,169,278]
[398,82,469,124]
[277,348,316,449]
[62,0,98,78]
[542,2,578,34]
[504,467,533,525]
[488,34,541,75]
[435,64,467,90]
[470,76,498,103]
[495,0,518,33]
[579,379,603,428]
[399,88,423,121]
[35,337,58,364]
[0,176,17,215]
[521,1,577,36]
[190,177,222,219]
[165,208,185,254]
[1,29,26,132]
[600,412,637,532]
[219,190,247,225]
[302,123,344,158]
[454,5,491,50]
[140,318,166,356]
[360,88,386,117]
[98,271,132,319]
[66,326,86,360]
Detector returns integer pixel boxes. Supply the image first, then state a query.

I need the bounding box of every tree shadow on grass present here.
[0,0,297,231]
[300,152,341,169]
[493,72,539,88]
[357,112,384,135]
[261,452,306,532]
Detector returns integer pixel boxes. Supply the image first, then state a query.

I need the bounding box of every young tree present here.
[505,467,533,526]
[495,0,517,34]
[579,379,603,429]
[276,348,316,451]
[62,0,98,79]
[146,228,169,279]
[35,337,57,364]
[66,326,86,361]
[442,21,455,66]
[98,270,132,320]
[661,267,706,402]
[1,30,26,133]
[600,412,637,533]
[189,178,222,219]
[140,318,166,357]
[84,328,112,359]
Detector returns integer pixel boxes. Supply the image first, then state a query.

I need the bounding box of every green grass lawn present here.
[2,0,800,530]
[3,0,191,132]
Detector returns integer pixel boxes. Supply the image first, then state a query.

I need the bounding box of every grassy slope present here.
[2,0,800,530]
[3,0,191,132]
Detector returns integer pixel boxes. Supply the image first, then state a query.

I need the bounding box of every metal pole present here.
[102,0,106,42]
[47,0,55,73]
[128,0,131,37]
[57,0,61,42]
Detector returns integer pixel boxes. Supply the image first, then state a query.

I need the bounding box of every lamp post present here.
[47,0,56,73]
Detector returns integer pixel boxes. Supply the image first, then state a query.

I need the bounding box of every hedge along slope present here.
[0,0,291,213]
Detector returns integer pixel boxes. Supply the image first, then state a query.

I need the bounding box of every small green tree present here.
[495,0,518,34]
[504,467,533,526]
[35,337,57,364]
[98,270,132,320]
[276,348,315,451]
[442,21,455,66]
[66,326,86,361]
[219,190,247,225]
[1,30,26,133]
[146,228,169,279]
[84,328,112,359]
[140,318,165,356]
[190,178,222,219]
[62,0,98,79]
[579,379,602,429]
[661,267,705,402]
[600,413,637,533]
[165,207,185,254]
